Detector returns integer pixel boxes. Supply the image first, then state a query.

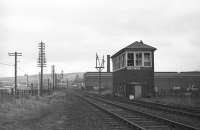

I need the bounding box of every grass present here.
[0,90,66,115]
[0,96,48,120]
[0,91,64,130]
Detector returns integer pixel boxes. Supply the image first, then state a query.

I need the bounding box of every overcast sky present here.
[0,0,200,77]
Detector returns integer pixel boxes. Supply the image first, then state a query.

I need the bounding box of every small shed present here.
[126,82,142,99]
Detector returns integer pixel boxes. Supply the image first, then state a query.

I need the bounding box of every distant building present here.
[84,71,200,96]
[155,72,200,92]
[84,72,112,92]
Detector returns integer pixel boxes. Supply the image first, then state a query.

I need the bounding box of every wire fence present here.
[0,82,66,103]
[155,89,200,97]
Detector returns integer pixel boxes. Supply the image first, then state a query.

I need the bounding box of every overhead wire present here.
[0,62,27,75]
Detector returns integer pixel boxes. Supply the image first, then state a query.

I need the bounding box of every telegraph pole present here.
[38,72,40,96]
[24,74,29,87]
[55,73,57,89]
[67,80,69,88]
[37,41,46,96]
[8,52,22,94]
[47,78,50,94]
[95,53,105,95]
[52,65,55,90]
[61,70,64,79]
[61,70,64,88]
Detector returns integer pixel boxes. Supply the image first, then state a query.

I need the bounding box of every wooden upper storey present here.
[111,41,156,72]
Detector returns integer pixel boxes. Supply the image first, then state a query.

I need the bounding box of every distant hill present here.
[0,72,84,85]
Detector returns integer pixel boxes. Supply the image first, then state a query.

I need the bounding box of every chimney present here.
[107,55,110,72]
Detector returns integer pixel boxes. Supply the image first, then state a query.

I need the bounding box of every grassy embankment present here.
[0,91,65,130]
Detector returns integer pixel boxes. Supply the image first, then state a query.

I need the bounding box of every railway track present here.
[69,93,132,130]
[128,99,200,118]
[79,93,200,130]
[99,95,200,129]
[103,95,200,119]
[85,100,133,130]
[86,92,200,119]
[81,96,170,130]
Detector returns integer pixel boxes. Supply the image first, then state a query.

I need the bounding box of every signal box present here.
[111,40,156,98]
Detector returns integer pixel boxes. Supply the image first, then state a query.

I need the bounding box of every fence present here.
[156,89,200,97]
[0,89,53,97]
[15,89,52,96]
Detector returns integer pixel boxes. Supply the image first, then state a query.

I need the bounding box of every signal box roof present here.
[111,40,157,58]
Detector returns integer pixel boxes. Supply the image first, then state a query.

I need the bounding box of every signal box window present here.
[113,57,117,71]
[144,52,151,66]
[136,53,142,66]
[121,53,125,67]
[127,53,134,66]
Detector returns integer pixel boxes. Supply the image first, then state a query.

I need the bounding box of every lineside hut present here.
[111,40,157,98]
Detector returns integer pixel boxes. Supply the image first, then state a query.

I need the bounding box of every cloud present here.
[0,0,200,77]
